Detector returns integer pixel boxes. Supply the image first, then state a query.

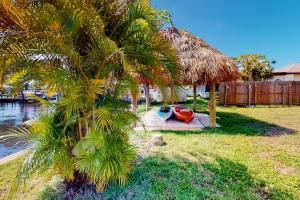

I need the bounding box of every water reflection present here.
[0,102,42,158]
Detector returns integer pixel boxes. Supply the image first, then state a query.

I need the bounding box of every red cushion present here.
[180,111,193,116]
[180,109,190,113]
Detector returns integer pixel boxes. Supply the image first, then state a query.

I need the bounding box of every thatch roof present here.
[160,27,239,85]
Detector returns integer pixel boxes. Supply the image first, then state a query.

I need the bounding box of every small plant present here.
[160,105,170,112]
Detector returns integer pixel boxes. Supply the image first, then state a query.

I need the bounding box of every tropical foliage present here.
[234,54,274,81]
[0,0,180,195]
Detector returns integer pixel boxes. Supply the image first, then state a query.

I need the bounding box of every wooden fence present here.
[219,81,300,106]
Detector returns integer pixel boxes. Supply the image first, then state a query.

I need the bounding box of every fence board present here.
[219,81,300,106]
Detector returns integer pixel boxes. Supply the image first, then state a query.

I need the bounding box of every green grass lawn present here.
[1,103,300,200]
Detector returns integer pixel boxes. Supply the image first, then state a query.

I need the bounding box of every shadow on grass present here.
[101,156,292,200]
[38,155,294,200]
[158,111,295,136]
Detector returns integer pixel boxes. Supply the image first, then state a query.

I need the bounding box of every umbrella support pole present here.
[209,82,216,128]
[193,85,197,112]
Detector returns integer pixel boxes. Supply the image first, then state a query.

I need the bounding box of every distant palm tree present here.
[233,54,274,81]
[0,0,180,194]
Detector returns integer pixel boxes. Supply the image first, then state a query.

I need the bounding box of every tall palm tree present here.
[0,0,180,194]
[138,75,152,112]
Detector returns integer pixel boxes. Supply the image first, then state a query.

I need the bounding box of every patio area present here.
[135,107,220,131]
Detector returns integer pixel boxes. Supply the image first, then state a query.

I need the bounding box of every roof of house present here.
[273,63,300,74]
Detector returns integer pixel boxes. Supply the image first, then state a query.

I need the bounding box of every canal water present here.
[0,102,42,158]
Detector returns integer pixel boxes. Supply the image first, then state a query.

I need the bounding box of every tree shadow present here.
[38,155,294,199]
[217,111,295,136]
[158,111,296,136]
[102,155,293,200]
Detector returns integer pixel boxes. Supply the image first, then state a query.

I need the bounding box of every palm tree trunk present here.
[193,85,197,112]
[209,82,216,128]
[64,171,88,191]
[144,82,150,112]
[131,93,138,127]
[131,93,137,114]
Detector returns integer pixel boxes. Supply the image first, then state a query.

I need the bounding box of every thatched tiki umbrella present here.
[161,27,239,128]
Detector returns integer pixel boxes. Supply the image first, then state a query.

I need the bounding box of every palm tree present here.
[138,75,152,112]
[0,0,180,195]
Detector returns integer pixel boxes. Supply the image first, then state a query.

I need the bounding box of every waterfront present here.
[0,102,42,158]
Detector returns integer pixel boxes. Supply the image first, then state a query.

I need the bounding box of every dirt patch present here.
[277,167,296,175]
[275,164,297,176]
[257,187,272,200]
[265,127,294,137]
[244,121,295,137]
[258,152,297,176]
[258,151,274,160]
[129,134,153,162]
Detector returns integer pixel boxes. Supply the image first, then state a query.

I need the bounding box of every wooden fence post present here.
[289,83,292,106]
[248,84,251,106]
[224,84,228,106]
[264,84,271,108]
[273,82,276,105]
[254,84,257,107]
[233,82,236,105]
[282,82,284,106]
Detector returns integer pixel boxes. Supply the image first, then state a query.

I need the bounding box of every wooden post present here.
[193,85,197,112]
[267,82,270,105]
[289,83,292,106]
[209,82,216,128]
[248,84,251,106]
[224,84,228,106]
[234,82,237,105]
[273,82,276,105]
[254,84,257,107]
[282,82,284,106]
[144,82,150,112]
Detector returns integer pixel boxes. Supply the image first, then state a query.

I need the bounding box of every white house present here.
[272,63,300,81]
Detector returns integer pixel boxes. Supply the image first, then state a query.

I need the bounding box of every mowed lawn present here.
[1,105,300,200]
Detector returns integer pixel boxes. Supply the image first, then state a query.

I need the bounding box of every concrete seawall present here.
[0,150,26,165]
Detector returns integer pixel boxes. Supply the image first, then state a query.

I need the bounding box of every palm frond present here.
[0,127,34,145]
[0,0,28,32]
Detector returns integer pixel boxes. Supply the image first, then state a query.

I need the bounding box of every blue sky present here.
[152,0,300,69]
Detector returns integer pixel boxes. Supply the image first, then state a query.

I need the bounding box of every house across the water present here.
[272,63,300,81]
